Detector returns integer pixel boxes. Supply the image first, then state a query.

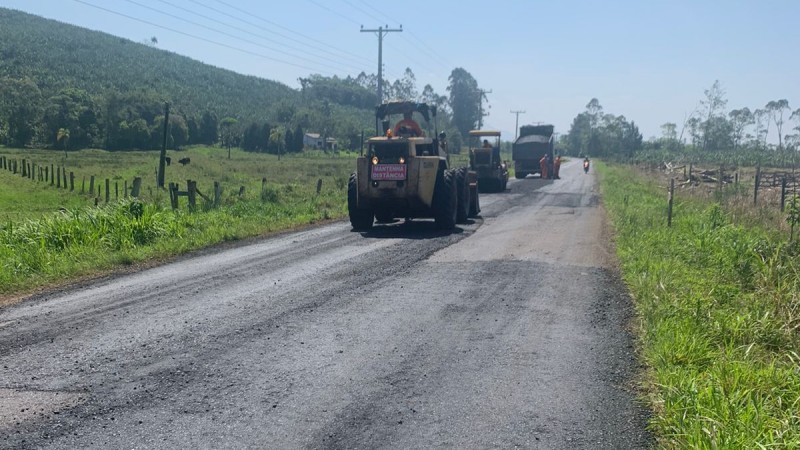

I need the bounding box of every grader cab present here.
[348,101,479,231]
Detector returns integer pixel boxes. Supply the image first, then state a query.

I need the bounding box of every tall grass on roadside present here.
[599,163,800,449]
[0,182,346,296]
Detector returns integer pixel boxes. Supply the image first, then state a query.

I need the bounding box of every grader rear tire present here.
[433,169,457,230]
[455,167,470,224]
[347,173,373,231]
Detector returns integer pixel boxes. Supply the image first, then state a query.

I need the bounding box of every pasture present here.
[0,146,357,297]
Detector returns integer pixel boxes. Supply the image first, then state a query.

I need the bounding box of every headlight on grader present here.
[371,156,379,165]
[399,157,405,164]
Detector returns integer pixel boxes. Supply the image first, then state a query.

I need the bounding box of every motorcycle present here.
[583,160,590,174]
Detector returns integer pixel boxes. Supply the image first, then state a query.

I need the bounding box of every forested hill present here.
[0,8,296,112]
[0,8,376,151]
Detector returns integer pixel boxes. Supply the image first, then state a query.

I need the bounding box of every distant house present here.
[303,133,323,149]
[304,133,338,151]
[325,138,337,151]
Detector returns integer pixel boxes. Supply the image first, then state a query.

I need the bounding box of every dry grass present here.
[641,164,799,239]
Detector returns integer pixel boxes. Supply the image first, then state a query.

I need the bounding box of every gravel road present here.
[0,159,651,449]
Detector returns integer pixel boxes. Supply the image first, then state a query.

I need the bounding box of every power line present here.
[204,0,374,66]
[121,0,354,74]
[71,0,332,74]
[340,0,384,24]
[349,0,454,75]
[152,0,367,73]
[384,41,438,76]
[361,25,402,103]
[308,0,440,78]
[303,0,402,80]
[306,0,361,26]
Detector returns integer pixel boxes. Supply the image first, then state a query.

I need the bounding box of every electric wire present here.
[121,0,353,74]
[71,0,333,75]
[199,0,374,66]
[339,0,384,25]
[350,0,456,74]
[306,0,361,26]
[152,0,367,73]
[302,0,407,80]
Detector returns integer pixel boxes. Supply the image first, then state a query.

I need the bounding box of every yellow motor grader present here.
[348,101,479,231]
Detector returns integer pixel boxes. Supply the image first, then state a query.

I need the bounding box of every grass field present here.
[599,162,800,448]
[0,146,359,215]
[0,145,360,298]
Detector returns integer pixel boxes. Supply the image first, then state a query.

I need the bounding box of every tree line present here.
[560,81,799,168]
[650,81,800,166]
[561,98,643,158]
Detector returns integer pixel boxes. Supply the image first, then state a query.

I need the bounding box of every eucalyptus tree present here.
[728,107,754,151]
[699,80,727,151]
[765,99,790,151]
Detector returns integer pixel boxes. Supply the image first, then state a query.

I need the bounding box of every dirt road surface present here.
[0,160,651,449]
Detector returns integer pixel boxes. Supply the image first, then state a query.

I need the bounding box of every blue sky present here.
[2,0,798,141]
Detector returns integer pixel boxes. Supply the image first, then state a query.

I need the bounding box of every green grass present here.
[598,162,800,448]
[0,146,354,297]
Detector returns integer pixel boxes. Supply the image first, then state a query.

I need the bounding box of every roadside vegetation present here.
[0,146,354,298]
[599,162,800,448]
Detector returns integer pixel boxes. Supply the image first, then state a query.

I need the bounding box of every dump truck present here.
[468,130,508,192]
[512,124,554,179]
[348,101,479,231]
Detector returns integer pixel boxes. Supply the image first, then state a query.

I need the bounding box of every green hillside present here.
[0,8,375,151]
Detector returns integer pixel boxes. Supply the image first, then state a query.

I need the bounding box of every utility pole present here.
[510,110,526,140]
[360,25,402,104]
[477,89,492,129]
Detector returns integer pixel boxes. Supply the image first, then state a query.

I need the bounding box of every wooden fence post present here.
[105,178,110,203]
[781,177,787,212]
[131,177,142,198]
[50,164,54,184]
[187,180,197,211]
[124,180,128,198]
[214,181,221,207]
[169,183,178,209]
[62,167,67,188]
[56,167,61,188]
[668,178,675,227]
[21,159,26,177]
[70,172,75,191]
[753,165,761,206]
[261,177,267,199]
[316,178,323,195]
[89,175,95,195]
[718,166,723,191]
[81,176,85,194]
[115,181,119,200]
